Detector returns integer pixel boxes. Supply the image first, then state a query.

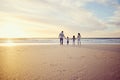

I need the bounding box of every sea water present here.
[0,38,120,45]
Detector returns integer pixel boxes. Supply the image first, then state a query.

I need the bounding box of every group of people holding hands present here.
[59,31,81,45]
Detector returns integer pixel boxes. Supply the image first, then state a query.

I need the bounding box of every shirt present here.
[77,35,81,41]
[59,32,65,38]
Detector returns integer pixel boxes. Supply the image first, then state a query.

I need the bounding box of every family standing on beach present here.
[59,31,81,45]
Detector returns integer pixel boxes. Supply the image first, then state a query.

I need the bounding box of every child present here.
[66,36,69,45]
[73,35,76,45]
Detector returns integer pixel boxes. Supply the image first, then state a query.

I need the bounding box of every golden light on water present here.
[5,40,16,46]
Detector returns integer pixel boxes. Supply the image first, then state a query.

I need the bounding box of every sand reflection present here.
[0,45,25,80]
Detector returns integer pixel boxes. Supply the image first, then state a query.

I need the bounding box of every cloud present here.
[0,0,120,37]
[108,6,120,25]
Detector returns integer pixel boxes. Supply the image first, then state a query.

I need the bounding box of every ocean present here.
[0,38,120,45]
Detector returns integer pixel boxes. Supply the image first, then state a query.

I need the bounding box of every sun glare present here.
[1,23,24,38]
[0,17,25,38]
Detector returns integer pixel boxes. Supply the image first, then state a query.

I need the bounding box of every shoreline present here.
[0,42,120,46]
[0,38,120,45]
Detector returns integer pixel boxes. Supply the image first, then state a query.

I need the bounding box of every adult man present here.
[59,31,65,45]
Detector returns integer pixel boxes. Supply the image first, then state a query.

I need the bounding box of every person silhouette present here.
[72,35,76,45]
[77,33,81,45]
[59,31,65,45]
[66,36,69,45]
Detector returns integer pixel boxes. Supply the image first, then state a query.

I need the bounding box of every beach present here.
[0,44,120,80]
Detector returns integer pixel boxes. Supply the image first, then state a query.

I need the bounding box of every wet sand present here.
[0,44,120,80]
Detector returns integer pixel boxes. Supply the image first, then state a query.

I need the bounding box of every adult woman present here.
[77,33,81,45]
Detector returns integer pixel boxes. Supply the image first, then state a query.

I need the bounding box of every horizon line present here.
[0,37,120,39]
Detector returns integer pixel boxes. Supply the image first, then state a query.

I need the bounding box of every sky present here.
[0,0,120,38]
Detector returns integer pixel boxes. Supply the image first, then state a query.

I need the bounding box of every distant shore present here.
[0,37,120,40]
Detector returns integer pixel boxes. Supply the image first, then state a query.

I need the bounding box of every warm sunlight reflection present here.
[5,40,16,46]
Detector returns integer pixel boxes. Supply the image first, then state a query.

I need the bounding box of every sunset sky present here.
[0,0,120,38]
